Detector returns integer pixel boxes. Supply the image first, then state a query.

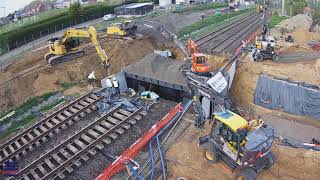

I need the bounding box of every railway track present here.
[194,12,263,54]
[0,91,102,167]
[210,15,263,53]
[194,12,258,47]
[12,102,149,180]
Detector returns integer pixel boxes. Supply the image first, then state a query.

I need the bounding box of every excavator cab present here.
[191,53,210,73]
[187,38,210,73]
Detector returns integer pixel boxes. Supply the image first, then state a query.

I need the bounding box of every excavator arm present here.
[62,27,109,68]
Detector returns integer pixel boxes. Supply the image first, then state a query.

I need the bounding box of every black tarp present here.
[254,74,320,120]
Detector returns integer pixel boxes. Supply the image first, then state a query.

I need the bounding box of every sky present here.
[0,0,33,17]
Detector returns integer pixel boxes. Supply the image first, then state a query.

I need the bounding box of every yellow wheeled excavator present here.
[44,26,109,71]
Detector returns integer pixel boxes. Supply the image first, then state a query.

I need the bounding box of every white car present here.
[103,14,116,21]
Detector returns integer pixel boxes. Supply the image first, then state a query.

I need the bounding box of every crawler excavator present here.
[44,26,109,70]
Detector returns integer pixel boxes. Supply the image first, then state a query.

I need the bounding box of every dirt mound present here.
[278,14,319,32]
[0,37,159,111]
[270,14,320,53]
[230,56,320,106]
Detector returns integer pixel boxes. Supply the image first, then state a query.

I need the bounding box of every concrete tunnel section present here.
[123,53,190,102]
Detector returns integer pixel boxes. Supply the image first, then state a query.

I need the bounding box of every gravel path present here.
[278,52,320,63]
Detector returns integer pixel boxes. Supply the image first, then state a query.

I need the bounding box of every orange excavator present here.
[187,38,210,74]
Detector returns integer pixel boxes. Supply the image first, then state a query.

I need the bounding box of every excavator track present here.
[47,50,85,66]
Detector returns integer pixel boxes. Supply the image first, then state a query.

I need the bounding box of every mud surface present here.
[0,37,160,111]
[166,125,320,180]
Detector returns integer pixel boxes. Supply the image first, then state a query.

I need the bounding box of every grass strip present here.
[269,14,288,28]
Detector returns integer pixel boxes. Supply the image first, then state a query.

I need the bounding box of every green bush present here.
[178,8,253,37]
[269,14,287,28]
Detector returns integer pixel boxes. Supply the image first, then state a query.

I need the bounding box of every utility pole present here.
[0,7,5,17]
[282,0,285,15]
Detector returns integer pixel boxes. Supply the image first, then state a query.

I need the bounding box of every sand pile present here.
[278,14,319,32]
[270,14,320,52]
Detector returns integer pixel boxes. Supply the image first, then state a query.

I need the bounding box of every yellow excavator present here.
[44,26,109,71]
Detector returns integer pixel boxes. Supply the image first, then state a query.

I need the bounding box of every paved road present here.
[0,18,104,69]
[278,52,320,63]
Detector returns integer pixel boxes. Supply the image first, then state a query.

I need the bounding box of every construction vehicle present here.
[251,24,279,61]
[187,39,210,74]
[106,20,138,36]
[199,110,275,180]
[44,26,109,69]
[185,67,275,180]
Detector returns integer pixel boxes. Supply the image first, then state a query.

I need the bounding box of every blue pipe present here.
[127,163,144,180]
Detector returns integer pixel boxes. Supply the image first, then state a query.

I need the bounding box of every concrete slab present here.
[124,53,188,92]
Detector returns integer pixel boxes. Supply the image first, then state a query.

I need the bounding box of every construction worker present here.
[112,76,119,94]
[88,71,96,86]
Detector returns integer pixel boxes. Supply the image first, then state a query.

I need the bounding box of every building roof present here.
[115,2,153,10]
[127,2,153,9]
[214,110,248,132]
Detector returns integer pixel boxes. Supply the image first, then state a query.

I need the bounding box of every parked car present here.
[103,14,116,21]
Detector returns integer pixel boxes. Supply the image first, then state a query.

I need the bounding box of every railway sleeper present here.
[94,125,107,133]
[61,123,68,130]
[109,133,118,139]
[51,117,61,124]
[113,112,127,120]
[63,110,72,117]
[88,148,96,155]
[30,169,41,180]
[107,116,121,125]
[74,103,85,110]
[73,159,82,167]
[68,107,78,113]
[121,123,131,129]
[81,134,94,143]
[134,114,143,121]
[81,154,89,162]
[115,127,125,134]
[59,149,72,159]
[26,133,35,141]
[52,153,64,164]
[85,108,92,114]
[128,119,137,125]
[39,125,48,133]
[8,145,15,154]
[91,105,97,110]
[73,116,80,121]
[57,172,66,179]
[79,100,89,106]
[95,143,104,150]
[45,121,54,128]
[66,144,79,154]
[79,112,86,118]
[102,137,112,145]
[44,158,56,170]
[101,120,114,129]
[64,164,74,173]
[74,139,86,149]
[57,114,67,121]
[118,109,132,116]
[37,164,48,177]
[67,119,74,125]
[87,129,100,139]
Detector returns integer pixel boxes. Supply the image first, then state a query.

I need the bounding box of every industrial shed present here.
[114,2,154,15]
